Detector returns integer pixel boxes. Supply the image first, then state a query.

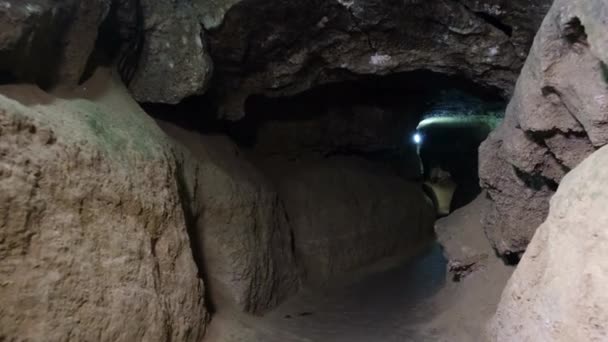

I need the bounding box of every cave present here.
[143,69,508,339]
[1,0,608,341]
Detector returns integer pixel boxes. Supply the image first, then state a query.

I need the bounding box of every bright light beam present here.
[413,132,422,144]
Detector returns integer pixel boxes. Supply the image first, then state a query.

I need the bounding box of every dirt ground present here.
[205,194,514,342]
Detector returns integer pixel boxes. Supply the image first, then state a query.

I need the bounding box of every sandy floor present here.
[205,195,513,342]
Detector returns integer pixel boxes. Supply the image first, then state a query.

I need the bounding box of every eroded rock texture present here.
[207,0,551,119]
[0,71,208,341]
[489,144,608,342]
[479,0,608,257]
[159,122,300,314]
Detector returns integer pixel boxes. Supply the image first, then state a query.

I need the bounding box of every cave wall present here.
[0,0,558,340]
[479,0,608,258]
[158,121,301,314]
[0,70,208,341]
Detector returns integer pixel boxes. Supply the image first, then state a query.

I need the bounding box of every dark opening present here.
[0,71,17,85]
[153,70,505,215]
[601,62,608,85]
[81,0,144,85]
[563,17,588,45]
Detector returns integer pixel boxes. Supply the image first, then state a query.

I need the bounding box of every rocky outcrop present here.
[207,0,551,119]
[262,156,435,283]
[128,0,213,103]
[489,144,608,342]
[159,122,300,314]
[0,70,208,341]
[479,0,608,257]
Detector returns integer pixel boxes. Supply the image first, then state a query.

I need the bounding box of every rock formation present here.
[159,122,300,314]
[479,0,608,257]
[0,0,112,87]
[207,0,551,119]
[273,156,435,282]
[489,144,608,342]
[0,70,208,341]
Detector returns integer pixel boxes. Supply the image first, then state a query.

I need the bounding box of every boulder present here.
[266,156,435,283]
[158,122,300,314]
[489,145,608,342]
[479,0,608,257]
[0,69,208,341]
[128,0,213,104]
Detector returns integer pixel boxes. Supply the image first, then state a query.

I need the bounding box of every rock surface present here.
[479,0,608,256]
[0,70,208,341]
[207,0,551,119]
[0,0,212,104]
[489,145,608,342]
[159,122,300,314]
[435,194,493,281]
[263,156,435,283]
[128,0,213,103]
[0,0,111,87]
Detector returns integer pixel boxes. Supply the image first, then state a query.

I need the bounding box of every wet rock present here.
[489,144,608,342]
[206,0,551,119]
[159,122,300,314]
[479,0,608,256]
[265,156,435,283]
[0,70,208,341]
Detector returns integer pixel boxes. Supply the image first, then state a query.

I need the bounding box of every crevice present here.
[601,62,608,85]
[501,251,521,265]
[342,5,376,51]
[563,17,588,45]
[451,0,513,37]
[173,159,216,314]
[514,167,558,192]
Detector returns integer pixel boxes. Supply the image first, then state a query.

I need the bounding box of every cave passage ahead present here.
[417,113,503,214]
[144,69,509,342]
[230,70,506,215]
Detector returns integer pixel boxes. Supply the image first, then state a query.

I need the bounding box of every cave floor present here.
[206,219,513,342]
